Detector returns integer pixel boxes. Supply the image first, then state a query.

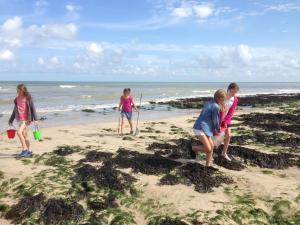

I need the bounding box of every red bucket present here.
[7,129,16,139]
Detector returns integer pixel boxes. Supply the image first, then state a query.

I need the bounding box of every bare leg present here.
[128,119,133,132]
[118,116,121,134]
[23,126,30,151]
[223,128,231,155]
[17,122,28,150]
[192,135,213,166]
[207,137,215,165]
[120,117,125,135]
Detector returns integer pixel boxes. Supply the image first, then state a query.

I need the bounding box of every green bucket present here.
[33,126,42,141]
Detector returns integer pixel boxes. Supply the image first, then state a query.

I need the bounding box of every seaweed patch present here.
[53,145,83,156]
[42,198,84,225]
[5,193,46,224]
[179,163,233,193]
[74,160,137,191]
[216,145,300,169]
[113,148,182,175]
[236,112,300,135]
[81,150,113,162]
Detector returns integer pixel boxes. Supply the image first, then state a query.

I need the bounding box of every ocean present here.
[1,82,300,128]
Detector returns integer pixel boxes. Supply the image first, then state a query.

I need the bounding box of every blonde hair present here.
[17,84,31,99]
[214,89,226,112]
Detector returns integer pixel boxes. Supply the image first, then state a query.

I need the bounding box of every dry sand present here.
[0,108,299,225]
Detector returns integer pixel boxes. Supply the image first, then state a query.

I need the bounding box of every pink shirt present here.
[16,96,28,121]
[220,96,238,127]
[222,96,235,120]
[120,96,133,112]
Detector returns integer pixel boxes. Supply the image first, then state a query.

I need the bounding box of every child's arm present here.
[30,98,38,122]
[212,105,221,135]
[8,105,17,125]
[118,98,122,111]
[132,99,139,112]
[223,97,238,126]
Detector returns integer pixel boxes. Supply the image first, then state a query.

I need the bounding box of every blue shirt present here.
[193,100,221,137]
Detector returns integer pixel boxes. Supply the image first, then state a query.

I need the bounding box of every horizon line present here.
[1,81,300,83]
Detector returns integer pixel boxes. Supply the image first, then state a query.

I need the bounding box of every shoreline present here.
[1,92,300,128]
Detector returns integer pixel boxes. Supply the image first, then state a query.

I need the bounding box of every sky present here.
[0,0,299,82]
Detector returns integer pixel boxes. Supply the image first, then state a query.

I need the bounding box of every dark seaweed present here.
[216,145,300,169]
[154,217,189,225]
[53,145,82,156]
[231,131,300,150]
[113,148,182,175]
[213,155,245,171]
[236,112,300,135]
[79,148,232,193]
[156,93,300,109]
[87,194,118,211]
[179,163,233,193]
[147,138,198,159]
[5,193,46,224]
[148,137,300,170]
[82,150,113,162]
[42,198,84,225]
[81,212,108,225]
[159,174,182,186]
[73,160,137,191]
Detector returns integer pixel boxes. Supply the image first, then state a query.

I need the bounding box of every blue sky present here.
[0,0,299,81]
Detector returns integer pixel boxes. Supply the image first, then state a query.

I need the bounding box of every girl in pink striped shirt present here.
[220,83,239,161]
[9,84,38,157]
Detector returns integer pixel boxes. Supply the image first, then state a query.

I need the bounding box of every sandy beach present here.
[0,94,299,224]
[1,0,300,223]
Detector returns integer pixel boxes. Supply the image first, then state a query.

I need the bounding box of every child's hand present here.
[214,131,221,136]
[221,121,227,128]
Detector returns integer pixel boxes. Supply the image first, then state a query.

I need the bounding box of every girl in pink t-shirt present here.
[118,88,139,135]
[220,83,239,161]
[9,84,38,157]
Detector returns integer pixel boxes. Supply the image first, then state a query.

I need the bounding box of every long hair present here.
[214,89,226,112]
[17,84,31,99]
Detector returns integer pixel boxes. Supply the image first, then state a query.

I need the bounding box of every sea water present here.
[0,82,299,128]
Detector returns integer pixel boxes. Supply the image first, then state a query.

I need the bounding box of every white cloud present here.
[35,0,48,7]
[65,3,81,20]
[49,57,60,66]
[73,62,82,69]
[193,4,214,18]
[0,49,15,61]
[66,3,80,12]
[172,7,192,18]
[36,56,61,68]
[171,3,214,19]
[87,43,104,55]
[264,2,300,12]
[34,0,48,15]
[0,17,22,48]
[37,57,45,65]
[0,37,22,48]
[28,23,78,40]
[0,16,80,65]
[1,16,22,33]
[237,44,252,64]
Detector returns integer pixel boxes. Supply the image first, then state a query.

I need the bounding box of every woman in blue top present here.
[191,89,226,167]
